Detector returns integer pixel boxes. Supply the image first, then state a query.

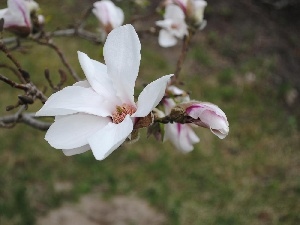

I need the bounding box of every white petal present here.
[165,4,185,20]
[103,24,141,104]
[88,115,133,160]
[0,9,7,19]
[93,1,111,26]
[156,19,172,30]
[112,6,124,28]
[171,20,188,38]
[62,144,90,156]
[36,86,112,117]
[133,74,173,117]
[73,80,91,88]
[158,29,177,47]
[45,113,110,150]
[210,128,228,139]
[77,51,119,102]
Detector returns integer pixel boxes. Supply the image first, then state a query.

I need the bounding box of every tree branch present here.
[0,111,51,131]
[32,37,81,82]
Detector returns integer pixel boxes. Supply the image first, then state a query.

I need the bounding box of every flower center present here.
[112,103,137,124]
[171,23,179,29]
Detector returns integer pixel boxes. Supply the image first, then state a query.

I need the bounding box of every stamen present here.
[112,103,137,124]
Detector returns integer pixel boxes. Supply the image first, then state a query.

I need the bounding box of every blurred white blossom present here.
[156,4,188,47]
[93,0,124,36]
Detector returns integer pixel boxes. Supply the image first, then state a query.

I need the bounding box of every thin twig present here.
[2,28,103,45]
[0,74,28,90]
[0,41,27,83]
[32,38,80,81]
[172,28,195,84]
[0,72,47,103]
[76,6,93,29]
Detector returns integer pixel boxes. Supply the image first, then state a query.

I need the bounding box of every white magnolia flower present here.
[163,98,199,152]
[36,25,172,160]
[156,4,188,47]
[93,0,124,35]
[0,0,31,36]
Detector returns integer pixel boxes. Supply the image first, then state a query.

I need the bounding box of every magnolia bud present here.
[179,101,229,139]
[186,0,207,27]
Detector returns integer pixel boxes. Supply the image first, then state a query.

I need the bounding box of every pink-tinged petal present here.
[88,115,133,160]
[186,102,229,139]
[133,74,173,117]
[35,86,113,117]
[158,29,177,47]
[187,102,228,124]
[103,24,141,104]
[173,0,188,13]
[45,113,110,150]
[62,144,91,156]
[165,123,199,152]
[200,110,228,131]
[5,0,31,28]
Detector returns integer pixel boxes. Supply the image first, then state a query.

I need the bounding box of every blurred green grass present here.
[0,1,299,225]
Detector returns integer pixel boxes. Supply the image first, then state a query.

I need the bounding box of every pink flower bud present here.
[185,101,229,139]
[0,0,31,36]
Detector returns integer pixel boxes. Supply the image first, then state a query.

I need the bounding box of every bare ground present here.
[37,194,166,225]
[37,194,165,225]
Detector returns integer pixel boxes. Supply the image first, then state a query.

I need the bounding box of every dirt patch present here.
[37,194,166,225]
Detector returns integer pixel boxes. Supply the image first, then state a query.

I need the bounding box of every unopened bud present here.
[6,105,15,111]
[169,105,186,123]
[18,95,34,104]
[19,69,30,82]
[180,100,229,139]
